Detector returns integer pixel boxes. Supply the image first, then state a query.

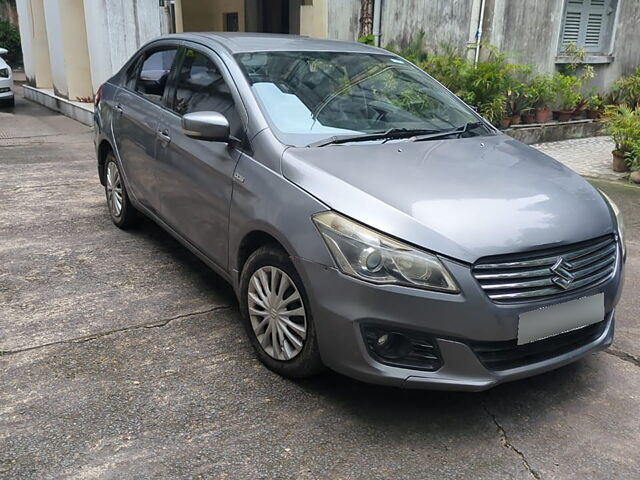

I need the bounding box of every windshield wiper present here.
[307,128,439,148]
[411,121,488,142]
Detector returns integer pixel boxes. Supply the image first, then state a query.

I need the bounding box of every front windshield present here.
[235,51,487,146]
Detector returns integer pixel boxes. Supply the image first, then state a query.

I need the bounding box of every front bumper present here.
[0,77,13,99]
[295,250,623,391]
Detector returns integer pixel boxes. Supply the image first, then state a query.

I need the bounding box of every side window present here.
[135,48,178,103]
[172,48,242,137]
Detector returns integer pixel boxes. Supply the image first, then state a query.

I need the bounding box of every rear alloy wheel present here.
[240,245,324,378]
[104,153,139,228]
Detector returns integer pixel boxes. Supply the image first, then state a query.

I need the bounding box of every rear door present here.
[155,45,247,270]
[111,46,179,211]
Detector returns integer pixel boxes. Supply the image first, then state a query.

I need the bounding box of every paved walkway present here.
[532,136,623,181]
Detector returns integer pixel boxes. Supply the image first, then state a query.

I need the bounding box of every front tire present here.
[104,153,139,228]
[239,245,324,379]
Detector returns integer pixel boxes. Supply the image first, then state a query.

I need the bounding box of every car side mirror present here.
[182,111,230,142]
[0,48,8,56]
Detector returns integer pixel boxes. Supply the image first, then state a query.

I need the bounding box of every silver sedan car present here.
[94,33,625,391]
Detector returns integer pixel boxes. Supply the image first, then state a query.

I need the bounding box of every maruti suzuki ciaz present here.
[94,33,625,391]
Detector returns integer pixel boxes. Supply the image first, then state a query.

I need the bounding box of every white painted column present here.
[300,0,328,38]
[14,0,35,84]
[83,0,164,92]
[43,0,68,97]
[29,0,53,89]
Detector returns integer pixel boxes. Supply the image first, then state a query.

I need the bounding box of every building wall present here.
[379,0,476,51]
[83,0,163,92]
[484,0,564,72]
[181,0,246,32]
[15,0,34,83]
[328,0,360,41]
[597,0,640,87]
[42,0,67,97]
[29,0,52,89]
[300,0,328,38]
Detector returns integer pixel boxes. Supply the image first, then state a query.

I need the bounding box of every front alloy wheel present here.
[248,266,307,361]
[240,245,323,378]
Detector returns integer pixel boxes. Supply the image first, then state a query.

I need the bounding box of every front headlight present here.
[600,190,626,258]
[313,211,459,292]
[0,68,8,78]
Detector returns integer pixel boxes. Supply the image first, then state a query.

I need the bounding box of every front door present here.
[155,46,245,270]
[111,47,178,210]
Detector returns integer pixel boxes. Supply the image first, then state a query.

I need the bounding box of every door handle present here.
[114,104,123,114]
[157,129,171,143]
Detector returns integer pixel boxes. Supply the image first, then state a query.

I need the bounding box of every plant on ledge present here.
[602,105,640,172]
[552,73,581,122]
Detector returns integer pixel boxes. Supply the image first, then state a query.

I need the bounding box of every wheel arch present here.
[97,139,114,186]
[236,229,290,276]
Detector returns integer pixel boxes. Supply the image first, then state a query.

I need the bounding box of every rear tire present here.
[104,152,140,229]
[239,245,324,379]
[1,97,14,108]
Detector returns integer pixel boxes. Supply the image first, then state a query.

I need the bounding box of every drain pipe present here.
[474,0,486,64]
[373,0,382,47]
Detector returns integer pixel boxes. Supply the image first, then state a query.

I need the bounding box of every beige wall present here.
[300,0,327,38]
[180,0,246,32]
[30,0,52,88]
[59,0,93,100]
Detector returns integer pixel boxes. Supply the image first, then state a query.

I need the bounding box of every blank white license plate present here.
[517,293,604,345]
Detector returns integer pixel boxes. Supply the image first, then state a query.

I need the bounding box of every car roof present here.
[169,32,392,55]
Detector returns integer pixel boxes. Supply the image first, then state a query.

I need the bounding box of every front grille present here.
[470,320,607,371]
[472,235,617,303]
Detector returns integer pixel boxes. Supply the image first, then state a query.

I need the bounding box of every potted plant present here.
[627,140,640,183]
[586,91,605,119]
[528,74,554,123]
[602,105,640,172]
[552,73,581,122]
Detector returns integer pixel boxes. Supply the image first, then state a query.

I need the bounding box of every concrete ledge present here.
[504,119,604,145]
[23,86,94,126]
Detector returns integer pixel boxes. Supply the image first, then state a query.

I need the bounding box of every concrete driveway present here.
[1,92,639,479]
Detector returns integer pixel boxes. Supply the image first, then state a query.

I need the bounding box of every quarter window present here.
[135,48,178,102]
[171,48,242,137]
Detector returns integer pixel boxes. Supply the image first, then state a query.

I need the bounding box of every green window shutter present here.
[561,0,608,53]
[583,0,607,52]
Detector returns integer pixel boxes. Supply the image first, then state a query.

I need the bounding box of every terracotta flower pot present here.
[556,110,573,122]
[535,108,551,123]
[509,114,522,125]
[586,109,603,120]
[521,112,536,124]
[500,117,511,129]
[612,151,629,173]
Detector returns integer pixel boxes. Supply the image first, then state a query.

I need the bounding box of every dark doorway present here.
[246,0,300,34]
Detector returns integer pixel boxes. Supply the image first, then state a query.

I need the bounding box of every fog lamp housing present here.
[361,324,442,371]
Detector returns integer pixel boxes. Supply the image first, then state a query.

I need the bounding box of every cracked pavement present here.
[1,91,639,479]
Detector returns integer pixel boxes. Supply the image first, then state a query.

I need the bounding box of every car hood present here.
[282,135,614,263]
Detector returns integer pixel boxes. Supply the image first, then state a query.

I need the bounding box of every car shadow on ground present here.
[120,212,595,430]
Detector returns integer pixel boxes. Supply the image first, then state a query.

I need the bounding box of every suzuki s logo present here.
[550,257,575,290]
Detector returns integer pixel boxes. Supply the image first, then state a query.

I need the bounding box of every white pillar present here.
[15,0,35,84]
[300,0,328,38]
[43,0,68,97]
[83,0,163,92]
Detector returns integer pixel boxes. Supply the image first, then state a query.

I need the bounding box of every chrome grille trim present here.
[472,235,617,303]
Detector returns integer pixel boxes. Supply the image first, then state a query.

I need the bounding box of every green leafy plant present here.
[586,89,604,111]
[357,34,374,46]
[552,73,581,111]
[602,105,640,155]
[0,18,21,67]
[526,74,555,110]
[627,139,640,170]
[612,67,640,108]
